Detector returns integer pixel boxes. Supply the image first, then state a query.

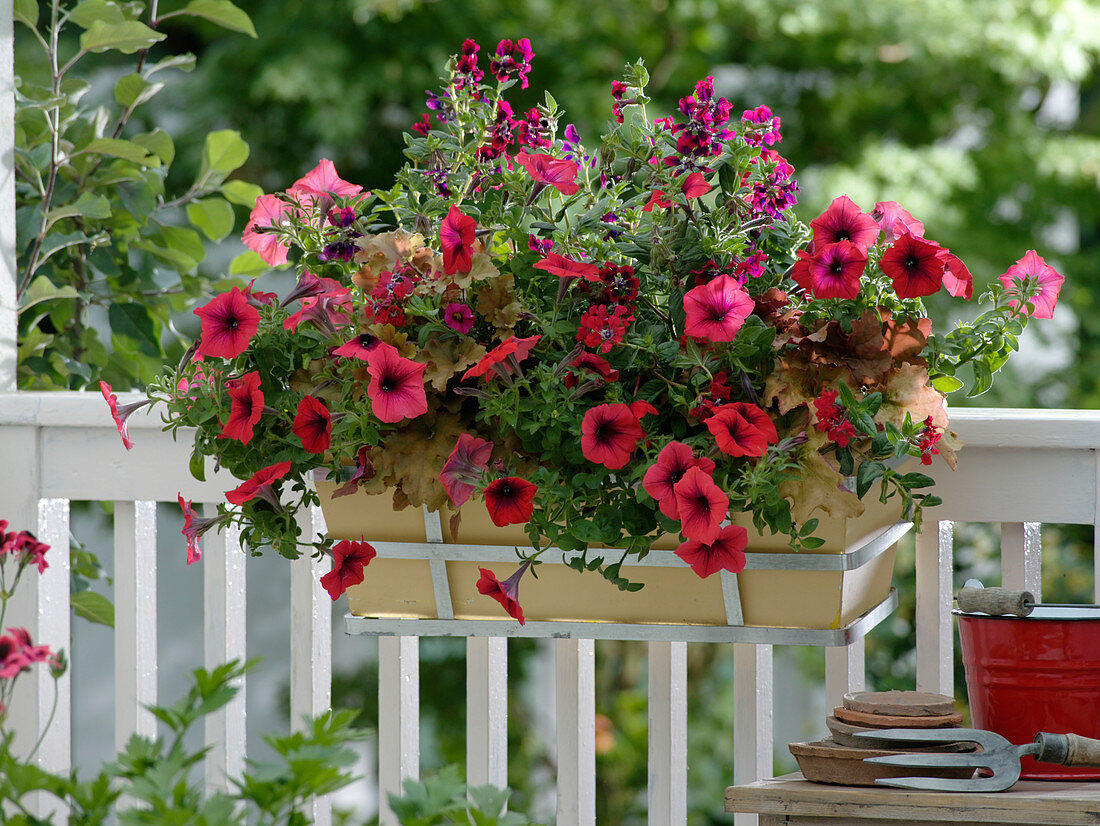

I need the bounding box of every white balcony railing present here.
[3,392,1100,826]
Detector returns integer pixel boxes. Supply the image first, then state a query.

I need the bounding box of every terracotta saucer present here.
[825,716,971,750]
[833,706,964,728]
[842,690,956,717]
[789,738,976,786]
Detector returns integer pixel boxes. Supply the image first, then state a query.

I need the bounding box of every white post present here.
[915,520,954,696]
[466,636,508,789]
[0,0,16,390]
[555,638,595,826]
[114,500,158,748]
[733,643,772,826]
[378,636,419,826]
[647,640,687,826]
[34,498,70,774]
[1001,522,1042,598]
[824,640,864,712]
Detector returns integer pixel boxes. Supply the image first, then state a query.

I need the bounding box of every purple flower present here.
[444,302,475,334]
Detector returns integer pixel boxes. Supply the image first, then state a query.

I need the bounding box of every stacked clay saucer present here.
[788,690,975,786]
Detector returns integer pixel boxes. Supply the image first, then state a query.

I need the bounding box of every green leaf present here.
[109,303,160,357]
[221,179,263,207]
[81,137,157,165]
[71,590,115,628]
[69,0,127,28]
[229,251,269,276]
[856,460,886,498]
[932,374,964,393]
[35,230,108,266]
[801,537,826,549]
[46,191,112,223]
[200,129,249,178]
[899,472,936,488]
[115,73,164,108]
[132,128,175,165]
[967,359,993,397]
[718,162,738,197]
[180,0,257,37]
[14,0,38,28]
[20,276,81,311]
[79,20,167,53]
[186,197,235,241]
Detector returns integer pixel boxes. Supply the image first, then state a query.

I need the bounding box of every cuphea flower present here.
[683,275,753,341]
[741,105,782,146]
[916,416,943,466]
[672,466,728,544]
[998,250,1064,319]
[580,402,648,469]
[320,540,378,601]
[643,442,716,519]
[790,241,867,300]
[809,195,881,251]
[194,287,261,359]
[440,433,494,507]
[440,205,477,275]
[489,38,535,88]
[242,194,293,266]
[675,524,749,578]
[225,461,293,507]
[100,381,153,451]
[880,234,946,299]
[443,302,475,334]
[482,477,538,526]
[218,372,264,444]
[476,560,531,624]
[705,403,778,458]
[812,390,858,448]
[365,342,428,423]
[292,396,332,454]
[515,150,581,195]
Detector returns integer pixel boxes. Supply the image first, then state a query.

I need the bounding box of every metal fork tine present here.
[864,753,990,769]
[874,774,1001,792]
[852,728,975,745]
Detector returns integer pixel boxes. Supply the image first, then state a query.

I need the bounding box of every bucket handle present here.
[956,586,1034,617]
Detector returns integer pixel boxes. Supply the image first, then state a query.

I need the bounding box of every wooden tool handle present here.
[956,586,1034,616]
[1034,733,1100,767]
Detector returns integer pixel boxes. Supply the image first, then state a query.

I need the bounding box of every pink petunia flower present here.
[100,381,153,451]
[440,205,477,275]
[463,335,541,381]
[194,288,261,359]
[332,446,376,499]
[941,253,973,300]
[218,372,264,445]
[683,275,754,341]
[533,253,600,281]
[439,433,495,508]
[476,560,531,624]
[672,466,728,544]
[443,302,475,334]
[705,403,778,458]
[333,333,381,360]
[998,250,1064,319]
[178,494,230,566]
[365,342,428,423]
[675,524,749,578]
[515,150,581,195]
[580,402,646,470]
[319,539,377,601]
[642,442,716,520]
[225,461,293,507]
[790,241,867,300]
[809,195,881,251]
[871,201,925,244]
[242,194,292,267]
[288,158,364,207]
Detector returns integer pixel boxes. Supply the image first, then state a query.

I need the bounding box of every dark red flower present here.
[564,353,620,389]
[225,461,293,507]
[681,172,712,199]
[581,403,646,469]
[672,466,728,544]
[705,403,778,458]
[319,539,377,601]
[100,381,152,451]
[365,342,428,423]
[533,253,600,281]
[809,195,881,251]
[917,416,943,466]
[332,447,376,498]
[293,395,332,454]
[675,525,749,578]
[482,477,538,527]
[193,287,261,359]
[515,150,581,195]
[643,441,716,519]
[440,205,476,275]
[476,561,530,624]
[440,433,494,507]
[880,234,946,299]
[218,372,264,444]
[812,390,858,447]
[333,333,381,360]
[789,241,867,300]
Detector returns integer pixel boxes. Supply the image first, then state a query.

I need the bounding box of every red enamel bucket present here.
[958,605,1100,779]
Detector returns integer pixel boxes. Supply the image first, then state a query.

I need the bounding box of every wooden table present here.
[725,773,1100,825]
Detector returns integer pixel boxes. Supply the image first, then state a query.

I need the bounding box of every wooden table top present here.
[726,773,1100,824]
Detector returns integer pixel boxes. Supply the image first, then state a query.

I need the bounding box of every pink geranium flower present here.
[242,194,292,267]
[790,241,867,300]
[675,525,749,578]
[705,403,778,458]
[642,441,716,519]
[998,250,1064,319]
[809,195,881,251]
[100,381,152,451]
[439,433,494,507]
[580,402,646,469]
[365,342,428,423]
[515,150,581,195]
[476,560,531,624]
[482,476,538,527]
[194,287,261,359]
[225,461,293,507]
[880,233,946,299]
[683,275,754,341]
[672,466,728,544]
[319,539,377,601]
[292,395,332,454]
[218,372,264,444]
[441,205,477,275]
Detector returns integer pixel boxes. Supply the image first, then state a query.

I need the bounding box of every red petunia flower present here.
[643,441,716,520]
[642,190,672,212]
[941,253,973,300]
[242,194,292,267]
[482,476,538,527]
[672,466,728,544]
[194,287,261,359]
[225,461,293,507]
[809,195,881,251]
[533,253,600,281]
[705,403,778,458]
[789,241,867,300]
[564,352,620,389]
[998,249,1064,319]
[515,150,581,195]
[681,172,712,199]
[280,271,343,309]
[333,333,380,360]
[476,561,530,624]
[292,395,332,454]
[871,200,925,244]
[365,342,428,423]
[880,234,946,299]
[218,372,264,444]
[440,205,477,275]
[178,494,230,566]
[683,275,753,342]
[580,402,646,469]
[319,539,377,601]
[100,381,153,451]
[440,433,494,508]
[675,524,749,578]
[463,335,541,380]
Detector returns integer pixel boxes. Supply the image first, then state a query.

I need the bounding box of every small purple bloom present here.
[564,124,580,145]
[528,234,553,254]
[327,206,357,227]
[444,302,475,334]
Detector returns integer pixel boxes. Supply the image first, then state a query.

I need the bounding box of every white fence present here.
[3,393,1100,825]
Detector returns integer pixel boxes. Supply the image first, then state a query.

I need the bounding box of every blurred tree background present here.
[21,0,1100,823]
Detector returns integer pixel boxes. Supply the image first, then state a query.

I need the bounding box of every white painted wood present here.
[0,0,15,391]
[915,521,954,697]
[114,500,158,750]
[466,637,508,789]
[721,570,744,625]
[648,640,687,826]
[378,636,419,826]
[555,638,595,826]
[733,643,773,826]
[203,515,246,792]
[424,506,454,619]
[1001,522,1042,599]
[35,498,70,774]
[824,640,864,713]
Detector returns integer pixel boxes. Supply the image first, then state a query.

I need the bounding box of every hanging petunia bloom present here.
[941,253,973,300]
[280,271,343,308]
[642,441,716,519]
[225,461,293,507]
[880,234,946,299]
[515,150,581,195]
[463,335,541,381]
[705,403,778,458]
[641,190,672,212]
[482,476,538,527]
[533,252,600,281]
[365,342,428,423]
[292,395,332,454]
[683,275,754,341]
[100,381,153,451]
[580,402,646,470]
[476,560,531,624]
[178,494,231,566]
[789,241,867,300]
[218,372,264,444]
[332,446,376,498]
[998,249,1064,319]
[288,158,364,206]
[242,194,292,266]
[672,466,728,544]
[564,352,620,389]
[194,287,261,359]
[440,205,477,275]
[443,302,475,334]
[333,333,380,360]
[319,539,377,601]
[440,433,494,507]
[809,195,881,251]
[871,200,925,244]
[283,287,353,333]
[675,524,749,578]
[681,172,712,199]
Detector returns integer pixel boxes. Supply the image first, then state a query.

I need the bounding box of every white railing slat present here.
[378,636,419,826]
[824,640,864,713]
[114,500,158,750]
[0,0,16,393]
[203,514,247,792]
[915,520,954,696]
[647,640,687,826]
[733,642,772,826]
[555,638,595,826]
[1001,522,1042,597]
[36,498,71,774]
[466,636,508,789]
